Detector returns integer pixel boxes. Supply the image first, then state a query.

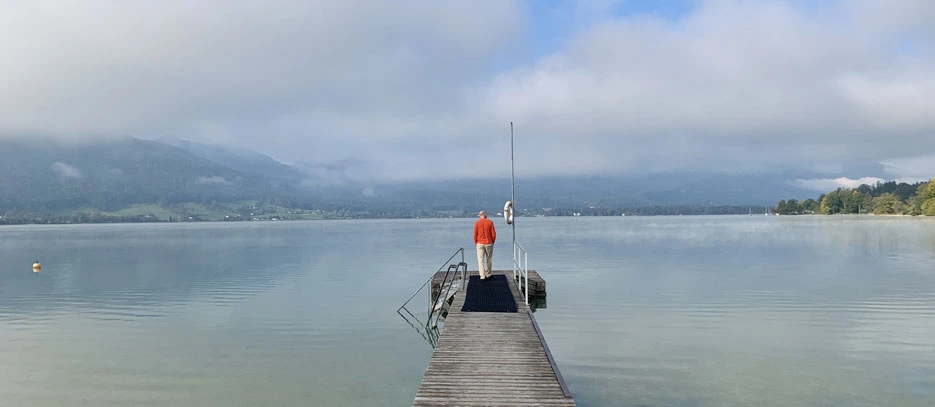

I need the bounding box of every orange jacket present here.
[474,217,496,245]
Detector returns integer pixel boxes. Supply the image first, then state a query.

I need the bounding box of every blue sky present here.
[528,0,697,57]
[1,0,933,188]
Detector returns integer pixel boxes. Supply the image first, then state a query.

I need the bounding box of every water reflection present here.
[0,221,445,407]
[529,295,547,312]
[396,306,439,349]
[525,216,935,407]
[3,218,934,407]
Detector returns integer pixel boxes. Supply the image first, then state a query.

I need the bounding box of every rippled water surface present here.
[1,217,934,406]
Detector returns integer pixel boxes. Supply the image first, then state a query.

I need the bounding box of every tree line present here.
[0,212,164,225]
[773,179,935,216]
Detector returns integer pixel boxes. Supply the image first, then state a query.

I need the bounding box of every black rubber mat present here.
[461,275,518,313]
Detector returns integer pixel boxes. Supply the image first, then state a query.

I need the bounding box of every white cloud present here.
[484,0,935,178]
[50,162,83,179]
[0,1,522,146]
[2,1,934,181]
[790,177,885,191]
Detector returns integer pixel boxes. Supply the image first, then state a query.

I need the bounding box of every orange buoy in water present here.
[32,261,41,272]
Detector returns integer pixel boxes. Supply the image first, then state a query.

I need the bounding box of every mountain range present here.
[0,136,849,217]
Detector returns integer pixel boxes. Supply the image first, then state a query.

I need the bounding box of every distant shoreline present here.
[2,212,930,226]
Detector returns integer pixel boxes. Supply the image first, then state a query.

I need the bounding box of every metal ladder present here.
[397,248,467,346]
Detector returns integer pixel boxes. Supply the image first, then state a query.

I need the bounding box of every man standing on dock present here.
[474,210,496,280]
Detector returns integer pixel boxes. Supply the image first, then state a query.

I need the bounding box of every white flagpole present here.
[510,122,515,274]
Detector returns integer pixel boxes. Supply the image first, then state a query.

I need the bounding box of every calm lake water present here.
[1,216,934,406]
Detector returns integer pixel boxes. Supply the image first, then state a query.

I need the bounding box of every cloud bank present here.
[1,0,933,182]
[196,176,231,185]
[50,162,84,179]
[790,177,886,192]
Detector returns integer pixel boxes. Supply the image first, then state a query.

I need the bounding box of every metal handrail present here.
[428,260,466,329]
[397,248,466,329]
[513,241,529,305]
[397,248,464,313]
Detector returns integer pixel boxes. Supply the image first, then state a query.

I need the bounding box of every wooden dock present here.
[432,269,547,300]
[413,270,575,407]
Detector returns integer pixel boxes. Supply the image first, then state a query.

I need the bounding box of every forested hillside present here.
[0,136,856,224]
[773,180,935,216]
[0,137,307,212]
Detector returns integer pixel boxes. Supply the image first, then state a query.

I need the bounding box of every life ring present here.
[503,201,513,225]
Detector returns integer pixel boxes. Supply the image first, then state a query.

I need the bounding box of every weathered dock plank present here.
[414,270,575,407]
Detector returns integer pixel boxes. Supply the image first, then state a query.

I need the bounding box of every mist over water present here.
[531,216,935,407]
[1,217,933,406]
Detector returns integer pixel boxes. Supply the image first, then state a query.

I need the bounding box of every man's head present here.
[478,210,487,218]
